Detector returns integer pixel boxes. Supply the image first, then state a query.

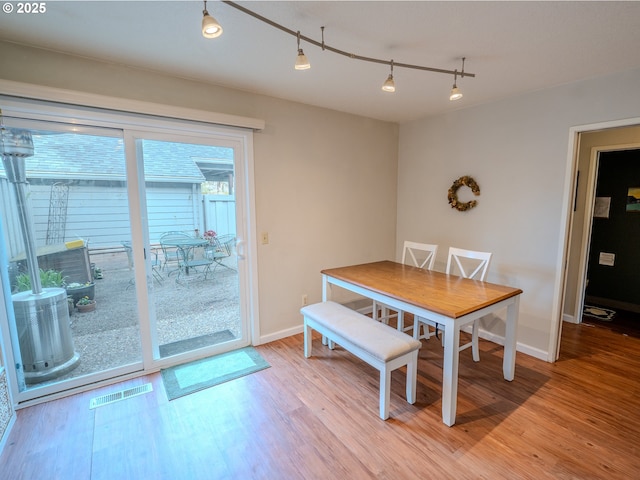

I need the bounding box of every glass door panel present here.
[139,138,242,359]
[0,118,143,400]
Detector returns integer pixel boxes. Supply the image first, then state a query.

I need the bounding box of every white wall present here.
[252,96,398,338]
[397,67,640,359]
[0,41,399,341]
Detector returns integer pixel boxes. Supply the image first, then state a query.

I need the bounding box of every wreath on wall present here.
[447,175,480,212]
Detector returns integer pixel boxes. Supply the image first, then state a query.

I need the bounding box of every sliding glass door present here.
[0,118,144,399]
[0,100,254,404]
[135,136,243,360]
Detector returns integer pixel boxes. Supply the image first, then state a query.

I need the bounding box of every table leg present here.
[441,322,460,427]
[503,296,520,381]
[322,275,328,346]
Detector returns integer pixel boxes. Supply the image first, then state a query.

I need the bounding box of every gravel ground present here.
[51,251,241,383]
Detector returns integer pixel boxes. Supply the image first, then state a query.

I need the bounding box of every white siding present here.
[23,183,197,251]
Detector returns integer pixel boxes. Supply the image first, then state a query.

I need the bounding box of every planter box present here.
[10,244,92,287]
[66,283,95,304]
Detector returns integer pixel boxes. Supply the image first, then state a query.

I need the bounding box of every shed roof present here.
[1,132,233,183]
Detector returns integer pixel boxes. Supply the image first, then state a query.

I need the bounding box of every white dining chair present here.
[413,247,492,362]
[372,241,438,332]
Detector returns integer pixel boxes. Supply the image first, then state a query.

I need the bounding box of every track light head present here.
[449,70,463,101]
[382,61,396,92]
[449,59,466,101]
[295,49,311,70]
[449,85,463,101]
[202,1,223,38]
[382,74,395,93]
[295,31,310,70]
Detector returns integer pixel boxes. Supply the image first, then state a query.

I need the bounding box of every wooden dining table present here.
[321,260,523,426]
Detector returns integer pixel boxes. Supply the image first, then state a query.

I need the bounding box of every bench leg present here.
[379,367,391,420]
[304,319,313,358]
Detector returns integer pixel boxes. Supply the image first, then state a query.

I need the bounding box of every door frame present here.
[553,118,640,361]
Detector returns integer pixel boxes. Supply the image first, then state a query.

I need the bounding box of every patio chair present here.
[205,234,236,272]
[122,241,135,289]
[150,249,163,283]
[122,241,163,288]
[159,231,193,274]
[176,243,215,283]
[123,241,134,270]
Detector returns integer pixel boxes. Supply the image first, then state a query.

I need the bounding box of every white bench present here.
[301,301,421,420]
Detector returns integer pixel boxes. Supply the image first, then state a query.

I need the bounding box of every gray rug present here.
[161,346,270,400]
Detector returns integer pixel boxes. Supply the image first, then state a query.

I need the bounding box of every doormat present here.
[161,346,270,401]
[583,305,616,322]
[159,330,235,358]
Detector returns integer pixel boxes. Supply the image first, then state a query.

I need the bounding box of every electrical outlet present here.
[302,294,308,306]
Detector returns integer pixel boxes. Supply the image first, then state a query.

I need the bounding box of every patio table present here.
[161,238,210,276]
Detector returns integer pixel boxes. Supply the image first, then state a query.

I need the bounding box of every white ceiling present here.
[2,1,640,123]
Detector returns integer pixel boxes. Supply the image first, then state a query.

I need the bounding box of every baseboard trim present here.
[257,325,304,345]
[478,329,549,362]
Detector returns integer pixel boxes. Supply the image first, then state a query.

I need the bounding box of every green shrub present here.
[15,269,66,292]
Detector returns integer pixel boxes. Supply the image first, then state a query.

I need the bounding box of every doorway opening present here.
[558,122,640,357]
[581,149,640,337]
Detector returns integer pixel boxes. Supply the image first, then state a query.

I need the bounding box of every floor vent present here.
[89,383,153,409]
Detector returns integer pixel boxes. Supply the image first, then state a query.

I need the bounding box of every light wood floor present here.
[1,320,639,479]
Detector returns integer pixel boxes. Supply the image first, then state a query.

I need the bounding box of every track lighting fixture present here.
[205,2,475,99]
[202,1,223,39]
[295,31,310,70]
[382,61,396,93]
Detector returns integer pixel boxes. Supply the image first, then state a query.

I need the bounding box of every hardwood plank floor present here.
[1,321,639,479]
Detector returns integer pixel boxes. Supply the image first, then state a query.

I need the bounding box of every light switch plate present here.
[599,252,615,266]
